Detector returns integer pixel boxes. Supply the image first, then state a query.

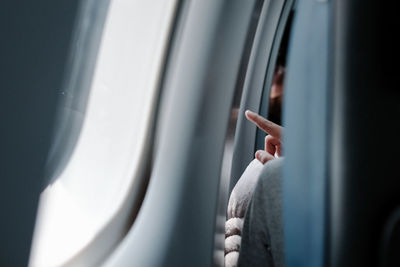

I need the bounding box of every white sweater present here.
[225,159,263,267]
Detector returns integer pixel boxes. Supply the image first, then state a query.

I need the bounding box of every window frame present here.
[29,1,182,266]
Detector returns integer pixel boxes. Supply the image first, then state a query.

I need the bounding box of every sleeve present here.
[225,159,264,267]
[227,159,263,219]
[238,158,284,267]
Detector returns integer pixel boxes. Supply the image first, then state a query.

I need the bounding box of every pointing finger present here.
[245,110,282,138]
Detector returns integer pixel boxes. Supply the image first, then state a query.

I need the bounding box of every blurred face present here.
[268,65,285,125]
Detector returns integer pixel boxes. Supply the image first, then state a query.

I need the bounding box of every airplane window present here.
[28,0,178,266]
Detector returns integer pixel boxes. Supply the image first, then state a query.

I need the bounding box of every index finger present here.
[245,110,282,138]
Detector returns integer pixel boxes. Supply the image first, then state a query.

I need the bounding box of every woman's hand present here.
[245,110,283,164]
